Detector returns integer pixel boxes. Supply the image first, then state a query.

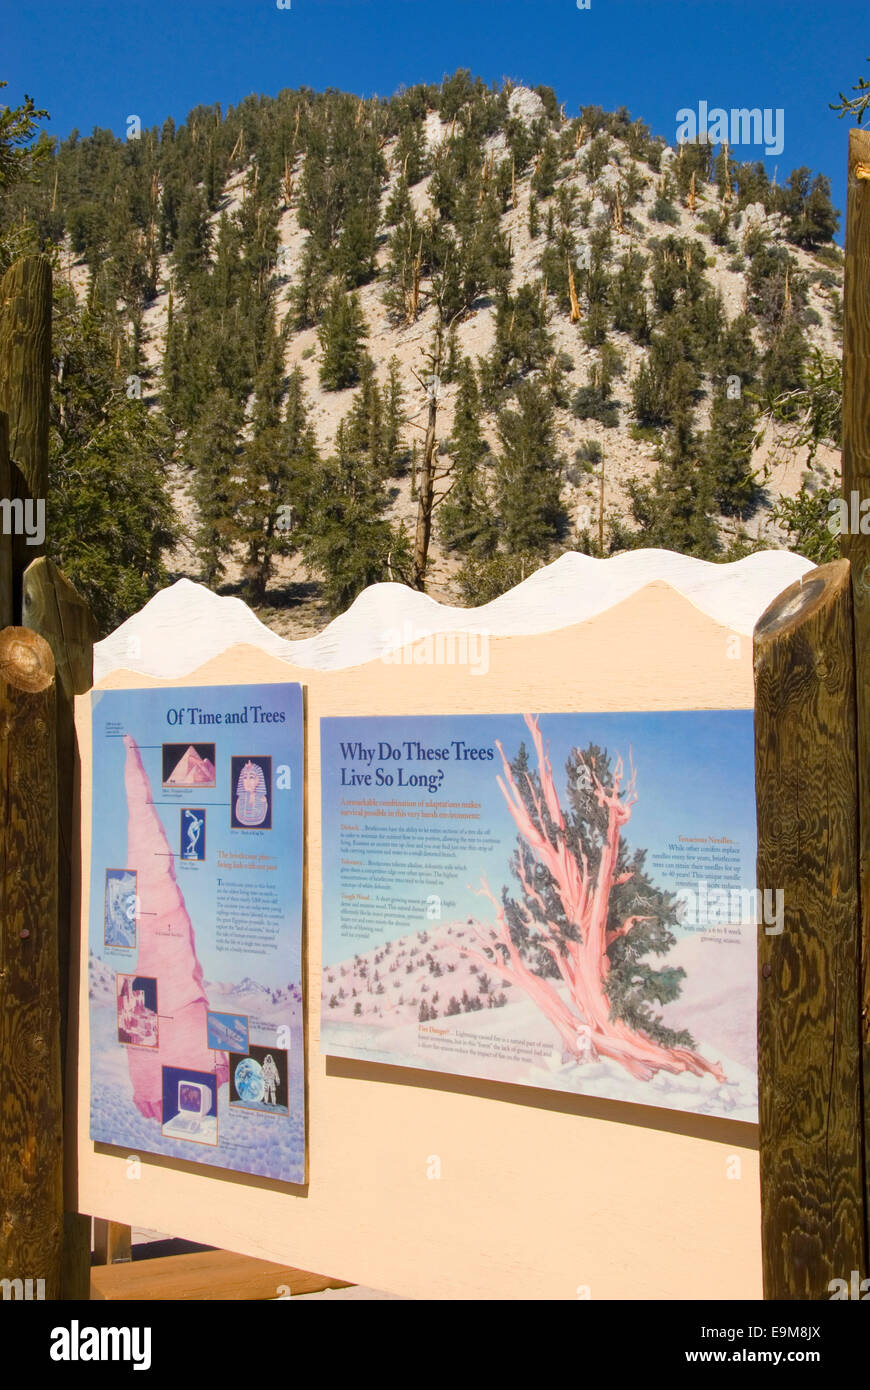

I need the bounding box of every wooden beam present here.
[841,123,870,1264]
[0,626,62,1298]
[92,1220,132,1267]
[0,255,52,502]
[754,560,867,1297]
[90,1249,353,1301]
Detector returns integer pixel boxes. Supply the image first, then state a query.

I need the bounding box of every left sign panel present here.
[88,682,305,1183]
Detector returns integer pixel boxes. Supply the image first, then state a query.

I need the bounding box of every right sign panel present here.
[320,710,760,1120]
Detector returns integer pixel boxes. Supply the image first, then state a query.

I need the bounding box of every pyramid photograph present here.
[161,743,217,787]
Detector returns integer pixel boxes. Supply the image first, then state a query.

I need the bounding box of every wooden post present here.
[840,124,870,1261]
[0,626,62,1299]
[0,254,51,499]
[92,1220,132,1267]
[0,257,93,1297]
[0,412,12,628]
[754,561,867,1297]
[23,558,95,1048]
[23,558,96,1298]
[0,255,51,625]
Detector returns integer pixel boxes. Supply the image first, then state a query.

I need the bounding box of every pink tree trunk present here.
[460,716,725,1083]
[122,735,227,1117]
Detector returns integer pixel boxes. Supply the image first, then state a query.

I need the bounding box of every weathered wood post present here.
[840,125,870,1262]
[0,254,92,1297]
[23,559,95,1050]
[0,627,62,1298]
[0,255,51,494]
[23,558,95,1297]
[754,561,867,1297]
[0,256,50,609]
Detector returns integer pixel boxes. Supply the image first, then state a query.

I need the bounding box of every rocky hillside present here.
[4,74,843,635]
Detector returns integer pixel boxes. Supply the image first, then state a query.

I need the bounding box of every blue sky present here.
[4,0,865,237]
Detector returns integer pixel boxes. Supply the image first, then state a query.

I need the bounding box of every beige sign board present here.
[72,550,812,1299]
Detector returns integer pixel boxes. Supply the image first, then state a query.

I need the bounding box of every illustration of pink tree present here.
[459,715,725,1082]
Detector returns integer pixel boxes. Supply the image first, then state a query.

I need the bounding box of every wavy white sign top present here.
[94,549,815,682]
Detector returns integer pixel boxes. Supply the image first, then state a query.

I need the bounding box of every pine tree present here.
[779,168,839,248]
[383,201,424,324]
[702,387,759,519]
[671,136,712,199]
[772,482,841,563]
[0,83,50,196]
[172,185,211,290]
[47,282,177,633]
[649,235,708,316]
[627,422,720,557]
[188,388,243,586]
[745,242,807,333]
[632,317,699,429]
[301,419,411,613]
[484,282,554,397]
[438,357,496,556]
[572,349,620,428]
[235,366,319,604]
[335,199,379,287]
[346,356,386,476]
[494,379,567,554]
[502,738,698,1049]
[457,551,544,605]
[394,117,428,186]
[289,239,329,330]
[382,356,407,475]
[702,313,761,517]
[528,194,540,240]
[763,319,808,410]
[384,174,412,228]
[318,281,368,390]
[531,135,560,198]
[580,132,612,183]
[610,249,650,342]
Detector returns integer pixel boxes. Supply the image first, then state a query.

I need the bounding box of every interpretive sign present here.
[321,710,760,1120]
[88,683,305,1181]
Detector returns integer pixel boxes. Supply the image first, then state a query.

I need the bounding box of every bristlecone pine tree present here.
[628,420,720,558]
[459,715,725,1080]
[318,281,368,390]
[235,365,321,604]
[189,387,243,586]
[439,357,496,557]
[493,378,567,553]
[301,419,410,613]
[47,282,177,634]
